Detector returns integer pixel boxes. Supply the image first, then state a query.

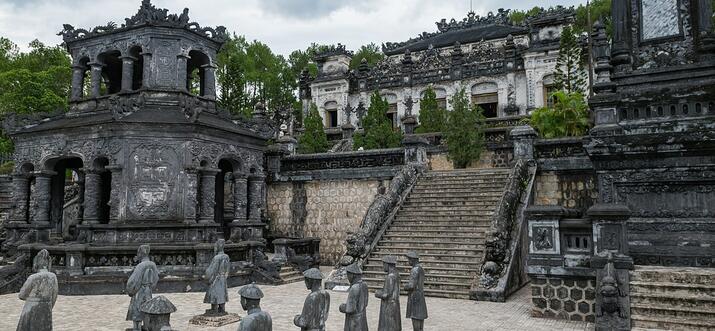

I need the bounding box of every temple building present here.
[300,7,577,135]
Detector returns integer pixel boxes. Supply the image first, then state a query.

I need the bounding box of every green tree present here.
[528,91,590,138]
[298,103,330,154]
[574,0,612,35]
[287,43,337,81]
[415,87,448,133]
[354,91,402,150]
[509,6,543,25]
[349,43,384,70]
[553,26,587,95]
[444,88,485,169]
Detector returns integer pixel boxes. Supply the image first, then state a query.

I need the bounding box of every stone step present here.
[388,225,489,233]
[382,233,485,241]
[376,240,484,250]
[630,266,715,286]
[382,229,487,236]
[362,271,476,285]
[393,215,492,222]
[364,280,472,297]
[413,182,507,188]
[372,246,483,256]
[411,187,506,193]
[631,304,715,324]
[630,292,715,311]
[408,192,504,199]
[423,170,510,178]
[401,202,499,209]
[397,211,494,217]
[402,196,502,204]
[363,262,479,275]
[278,266,304,284]
[369,251,482,263]
[630,281,715,297]
[631,314,715,331]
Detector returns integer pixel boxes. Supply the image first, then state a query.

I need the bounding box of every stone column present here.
[610,0,631,66]
[510,125,538,162]
[106,166,123,224]
[232,173,248,223]
[82,168,103,225]
[247,174,266,221]
[588,203,633,331]
[120,56,136,92]
[697,0,715,52]
[402,134,430,167]
[9,173,30,224]
[70,64,86,101]
[141,52,152,88]
[31,170,55,227]
[198,168,220,224]
[177,54,189,91]
[201,64,217,99]
[88,62,104,98]
[182,168,199,224]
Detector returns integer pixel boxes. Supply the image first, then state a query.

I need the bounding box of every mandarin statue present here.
[294,268,330,331]
[238,283,272,331]
[16,249,58,331]
[205,239,231,315]
[375,255,401,331]
[339,263,369,331]
[405,251,427,331]
[126,244,160,331]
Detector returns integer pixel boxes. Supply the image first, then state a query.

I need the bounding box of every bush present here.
[415,87,448,134]
[297,103,330,154]
[528,91,590,138]
[444,88,485,169]
[0,161,13,175]
[354,91,402,150]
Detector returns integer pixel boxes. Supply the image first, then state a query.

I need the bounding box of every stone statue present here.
[339,263,369,331]
[294,268,330,331]
[597,254,626,318]
[238,283,272,331]
[16,249,58,331]
[204,239,230,315]
[405,251,427,331]
[375,255,401,331]
[126,244,160,331]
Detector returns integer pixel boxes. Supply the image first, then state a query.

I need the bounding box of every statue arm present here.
[405,269,417,291]
[323,293,330,321]
[18,275,32,301]
[342,288,358,313]
[293,296,313,327]
[50,276,58,308]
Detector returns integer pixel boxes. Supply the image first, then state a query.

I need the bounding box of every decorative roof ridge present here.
[314,43,354,61]
[58,0,228,44]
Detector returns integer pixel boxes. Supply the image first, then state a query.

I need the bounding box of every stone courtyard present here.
[0,278,591,331]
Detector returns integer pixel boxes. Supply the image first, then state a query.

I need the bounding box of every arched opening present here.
[129,46,144,90]
[18,163,35,223]
[215,159,242,239]
[46,157,84,239]
[324,101,339,128]
[77,57,91,100]
[472,82,499,118]
[187,50,210,96]
[98,51,122,95]
[93,157,112,222]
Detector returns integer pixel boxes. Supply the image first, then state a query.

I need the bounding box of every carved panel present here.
[127,143,179,220]
[641,0,682,40]
[529,220,560,255]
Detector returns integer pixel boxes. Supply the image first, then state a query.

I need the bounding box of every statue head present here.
[302,268,323,291]
[33,249,51,272]
[239,283,264,311]
[346,263,363,284]
[215,239,225,255]
[405,251,419,266]
[381,255,397,273]
[137,244,151,261]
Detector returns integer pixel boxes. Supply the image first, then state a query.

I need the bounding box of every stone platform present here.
[189,312,241,327]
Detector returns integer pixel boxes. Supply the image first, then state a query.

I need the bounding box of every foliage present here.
[528,91,590,138]
[553,26,587,95]
[509,7,544,25]
[298,103,330,154]
[415,87,448,133]
[287,43,337,81]
[574,0,612,35]
[444,88,485,169]
[353,91,402,150]
[216,35,297,118]
[0,37,71,155]
[349,43,384,70]
[0,161,13,175]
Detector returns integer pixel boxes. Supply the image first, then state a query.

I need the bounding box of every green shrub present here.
[297,103,330,154]
[528,91,590,138]
[444,88,485,169]
[354,91,402,150]
[415,87,448,134]
[0,161,13,175]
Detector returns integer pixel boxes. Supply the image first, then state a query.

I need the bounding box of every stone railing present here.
[0,252,30,295]
[325,163,423,288]
[472,158,537,301]
[280,148,404,172]
[271,237,321,272]
[533,137,592,172]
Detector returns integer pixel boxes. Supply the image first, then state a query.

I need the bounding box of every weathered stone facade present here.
[533,172,597,212]
[267,180,383,265]
[530,277,596,322]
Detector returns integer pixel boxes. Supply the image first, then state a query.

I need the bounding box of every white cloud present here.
[0,0,585,56]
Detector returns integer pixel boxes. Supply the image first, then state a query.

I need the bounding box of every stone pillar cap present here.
[510,125,537,139]
[525,205,581,218]
[140,295,177,314]
[587,203,631,219]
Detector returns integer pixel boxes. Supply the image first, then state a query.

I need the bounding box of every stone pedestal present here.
[510,125,537,161]
[189,313,241,327]
[402,134,429,167]
[229,221,265,242]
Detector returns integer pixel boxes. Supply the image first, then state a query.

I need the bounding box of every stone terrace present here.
[0,280,592,330]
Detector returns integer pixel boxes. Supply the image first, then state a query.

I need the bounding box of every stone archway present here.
[44,156,84,238]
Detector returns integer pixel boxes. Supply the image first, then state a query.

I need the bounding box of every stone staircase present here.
[278,265,304,284]
[630,266,715,331]
[362,168,510,300]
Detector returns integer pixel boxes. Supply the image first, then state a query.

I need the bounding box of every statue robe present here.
[377,271,401,331]
[125,259,159,322]
[295,289,330,331]
[343,281,369,331]
[204,252,230,305]
[16,270,58,331]
[405,264,427,320]
[238,307,272,331]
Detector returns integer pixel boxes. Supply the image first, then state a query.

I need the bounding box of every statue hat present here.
[303,268,323,280]
[381,255,398,265]
[346,263,363,275]
[239,283,264,300]
[405,251,420,259]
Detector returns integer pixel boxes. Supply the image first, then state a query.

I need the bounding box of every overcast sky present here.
[0,0,585,56]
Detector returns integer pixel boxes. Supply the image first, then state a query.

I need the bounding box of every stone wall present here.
[533,172,597,213]
[530,276,596,322]
[266,179,384,265]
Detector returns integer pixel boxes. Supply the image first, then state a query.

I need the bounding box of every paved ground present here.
[0,274,593,330]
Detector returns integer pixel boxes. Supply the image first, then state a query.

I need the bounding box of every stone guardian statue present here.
[374,255,401,331]
[16,249,58,331]
[238,283,272,331]
[294,268,330,331]
[339,263,369,331]
[405,251,427,331]
[126,244,160,331]
[204,239,230,315]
